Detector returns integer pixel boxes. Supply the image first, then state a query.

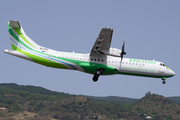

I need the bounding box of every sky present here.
[0,1,180,99]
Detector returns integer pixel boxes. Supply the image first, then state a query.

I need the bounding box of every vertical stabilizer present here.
[7,20,40,51]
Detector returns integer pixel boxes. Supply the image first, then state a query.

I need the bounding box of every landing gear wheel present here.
[96,70,101,75]
[93,76,98,82]
[92,68,104,82]
[162,80,166,84]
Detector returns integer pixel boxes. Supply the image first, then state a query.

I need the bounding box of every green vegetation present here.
[0,83,180,120]
[86,95,138,103]
[0,83,70,97]
[132,92,180,120]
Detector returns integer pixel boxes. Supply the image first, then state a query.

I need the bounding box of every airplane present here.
[4,20,175,84]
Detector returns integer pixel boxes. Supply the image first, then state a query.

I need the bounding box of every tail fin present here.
[7,20,40,51]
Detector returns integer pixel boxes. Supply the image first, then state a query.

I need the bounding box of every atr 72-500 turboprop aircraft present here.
[4,20,175,84]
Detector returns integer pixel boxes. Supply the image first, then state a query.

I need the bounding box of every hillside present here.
[132,94,180,119]
[0,83,140,120]
[1,83,179,104]
[0,83,180,120]
[0,83,70,97]
[86,95,180,105]
[86,96,138,103]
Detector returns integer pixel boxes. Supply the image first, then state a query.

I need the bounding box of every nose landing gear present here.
[93,68,104,82]
[162,77,166,84]
[162,80,166,84]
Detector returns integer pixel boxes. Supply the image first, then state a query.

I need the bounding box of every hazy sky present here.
[1,1,179,98]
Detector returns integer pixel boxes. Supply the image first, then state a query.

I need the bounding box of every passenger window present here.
[94,59,96,61]
[98,59,100,61]
[91,58,93,61]
[101,59,104,62]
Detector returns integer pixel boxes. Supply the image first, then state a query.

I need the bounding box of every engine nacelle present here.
[109,48,121,56]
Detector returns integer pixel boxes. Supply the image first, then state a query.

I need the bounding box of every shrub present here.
[177,110,180,114]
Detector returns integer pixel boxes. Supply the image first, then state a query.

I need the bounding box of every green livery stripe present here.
[7,23,33,51]
[23,51,68,69]
[118,71,173,78]
[11,44,68,69]
[9,30,79,70]
[8,22,75,67]
[10,31,115,73]
[165,66,173,71]
[12,38,115,74]
[8,23,49,56]
[11,43,17,50]
[13,27,36,48]
[60,57,116,75]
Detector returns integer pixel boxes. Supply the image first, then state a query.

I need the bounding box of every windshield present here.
[160,63,166,66]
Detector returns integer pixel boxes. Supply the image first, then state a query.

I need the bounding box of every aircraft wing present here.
[90,28,113,56]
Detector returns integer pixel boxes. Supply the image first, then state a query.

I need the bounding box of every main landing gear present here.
[162,77,166,84]
[93,68,104,82]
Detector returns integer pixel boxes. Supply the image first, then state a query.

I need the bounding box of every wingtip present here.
[104,27,113,30]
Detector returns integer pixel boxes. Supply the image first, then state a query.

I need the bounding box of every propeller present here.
[120,41,126,69]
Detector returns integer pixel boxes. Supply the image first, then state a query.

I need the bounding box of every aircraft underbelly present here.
[118,68,165,78]
[79,62,116,75]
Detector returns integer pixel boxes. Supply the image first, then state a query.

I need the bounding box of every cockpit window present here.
[160,63,166,66]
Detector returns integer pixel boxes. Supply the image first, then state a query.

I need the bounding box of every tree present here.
[145,91,151,96]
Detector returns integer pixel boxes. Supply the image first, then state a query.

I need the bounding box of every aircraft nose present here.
[171,70,175,76]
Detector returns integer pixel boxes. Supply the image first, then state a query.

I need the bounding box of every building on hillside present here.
[146,116,152,119]
[0,107,6,110]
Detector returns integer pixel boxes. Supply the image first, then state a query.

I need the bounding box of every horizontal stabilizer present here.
[4,49,33,62]
[9,20,21,28]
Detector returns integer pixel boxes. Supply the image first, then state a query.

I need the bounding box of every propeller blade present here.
[122,41,125,52]
[121,41,126,55]
[119,41,126,70]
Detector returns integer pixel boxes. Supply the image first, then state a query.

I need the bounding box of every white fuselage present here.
[47,49,175,78]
